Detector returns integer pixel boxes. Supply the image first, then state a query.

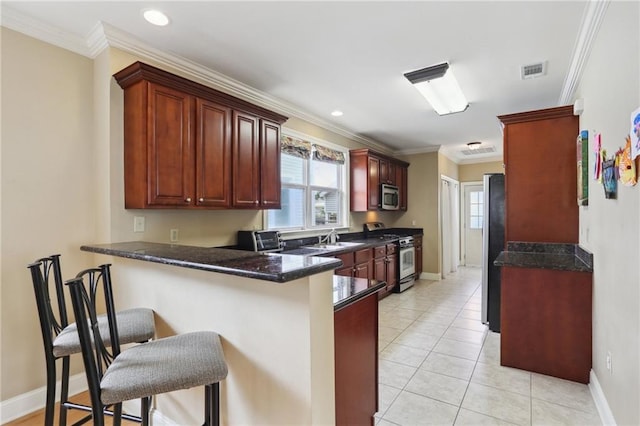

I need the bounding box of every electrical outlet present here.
[412,220,417,226]
[170,229,179,243]
[606,351,612,374]
[133,216,145,233]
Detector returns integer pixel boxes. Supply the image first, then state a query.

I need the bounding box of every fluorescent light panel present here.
[404,63,468,115]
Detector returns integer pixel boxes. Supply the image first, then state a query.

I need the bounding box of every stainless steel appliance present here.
[481,173,505,332]
[397,236,416,292]
[380,184,400,210]
[237,230,283,252]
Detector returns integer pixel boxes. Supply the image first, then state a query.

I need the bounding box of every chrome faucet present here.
[319,228,340,245]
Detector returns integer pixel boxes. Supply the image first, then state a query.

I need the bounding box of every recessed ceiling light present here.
[331,110,343,117]
[143,9,170,26]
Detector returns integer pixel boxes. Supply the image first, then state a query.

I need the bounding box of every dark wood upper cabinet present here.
[259,120,282,209]
[196,98,232,207]
[232,112,260,208]
[350,149,409,212]
[499,105,579,243]
[146,83,194,207]
[396,165,408,211]
[114,61,287,210]
[367,156,381,210]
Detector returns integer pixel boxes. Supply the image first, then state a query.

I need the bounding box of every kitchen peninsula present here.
[81,241,383,425]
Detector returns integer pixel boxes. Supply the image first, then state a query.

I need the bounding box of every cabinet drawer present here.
[373,246,386,259]
[386,243,397,255]
[354,248,372,264]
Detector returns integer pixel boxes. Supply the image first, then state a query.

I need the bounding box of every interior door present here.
[463,183,483,266]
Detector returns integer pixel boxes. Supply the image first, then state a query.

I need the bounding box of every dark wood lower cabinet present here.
[501,266,592,383]
[334,291,378,425]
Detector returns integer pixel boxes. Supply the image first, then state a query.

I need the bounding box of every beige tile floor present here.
[376,267,601,426]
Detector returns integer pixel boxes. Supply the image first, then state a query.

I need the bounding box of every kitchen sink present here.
[304,242,364,250]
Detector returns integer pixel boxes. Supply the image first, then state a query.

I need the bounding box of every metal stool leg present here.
[213,383,220,426]
[44,358,56,426]
[59,356,70,426]
[141,397,151,426]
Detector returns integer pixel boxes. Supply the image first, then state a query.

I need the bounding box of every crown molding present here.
[395,145,442,156]
[1,6,391,153]
[93,23,393,153]
[558,0,610,105]
[0,5,92,56]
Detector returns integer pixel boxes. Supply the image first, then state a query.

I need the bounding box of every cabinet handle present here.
[199,198,204,202]
[255,200,259,205]
[185,197,192,203]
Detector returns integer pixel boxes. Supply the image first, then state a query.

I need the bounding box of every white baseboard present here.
[150,408,180,425]
[1,375,179,425]
[589,369,617,425]
[0,373,87,424]
[418,272,441,281]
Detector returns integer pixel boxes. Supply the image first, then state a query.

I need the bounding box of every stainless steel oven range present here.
[397,236,416,292]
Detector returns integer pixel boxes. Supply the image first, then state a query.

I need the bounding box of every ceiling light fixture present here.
[331,110,344,117]
[143,9,170,26]
[404,62,469,115]
[467,141,482,150]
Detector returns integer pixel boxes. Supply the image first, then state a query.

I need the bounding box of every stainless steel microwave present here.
[380,184,400,210]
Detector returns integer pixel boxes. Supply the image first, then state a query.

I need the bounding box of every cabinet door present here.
[367,157,380,210]
[387,161,397,185]
[260,119,281,209]
[232,112,260,207]
[386,253,398,291]
[414,236,423,278]
[379,159,397,185]
[147,83,194,206]
[354,262,370,279]
[397,165,408,211]
[373,256,386,282]
[379,158,389,185]
[195,99,231,207]
[335,266,354,277]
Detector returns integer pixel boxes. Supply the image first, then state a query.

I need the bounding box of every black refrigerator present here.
[481,173,504,332]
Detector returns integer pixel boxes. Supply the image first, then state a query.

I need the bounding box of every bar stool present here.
[28,255,156,426]
[66,264,228,426]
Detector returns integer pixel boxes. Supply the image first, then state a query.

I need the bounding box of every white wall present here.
[0,27,97,400]
[575,2,640,424]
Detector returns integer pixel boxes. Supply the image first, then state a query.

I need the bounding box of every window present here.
[469,191,483,229]
[267,134,347,231]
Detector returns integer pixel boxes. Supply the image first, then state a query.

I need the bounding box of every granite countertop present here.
[333,276,385,311]
[81,241,342,283]
[494,242,593,273]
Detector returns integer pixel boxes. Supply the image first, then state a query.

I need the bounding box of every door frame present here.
[440,175,460,277]
[461,181,483,267]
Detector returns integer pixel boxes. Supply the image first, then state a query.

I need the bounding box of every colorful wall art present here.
[631,107,640,159]
[577,130,589,205]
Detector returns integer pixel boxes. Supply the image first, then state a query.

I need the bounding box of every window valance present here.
[313,144,346,165]
[281,136,312,159]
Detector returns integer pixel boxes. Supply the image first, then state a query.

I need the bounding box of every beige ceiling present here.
[2,1,592,162]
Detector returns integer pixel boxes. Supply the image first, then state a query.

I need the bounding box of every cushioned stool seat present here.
[53,308,155,357]
[101,331,228,406]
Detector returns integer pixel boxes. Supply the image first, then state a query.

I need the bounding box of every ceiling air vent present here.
[521,61,547,80]
[460,146,496,156]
